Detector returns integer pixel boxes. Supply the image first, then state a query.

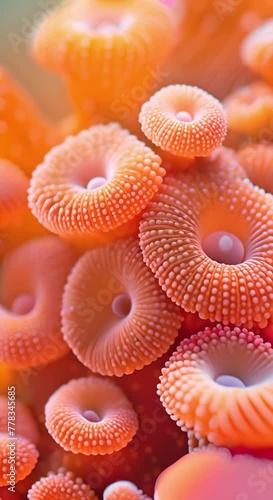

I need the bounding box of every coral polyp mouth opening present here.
[214,374,246,388]
[82,409,101,423]
[176,111,193,122]
[10,293,35,315]
[112,293,132,318]
[86,176,108,190]
[71,5,131,34]
[69,156,110,190]
[202,231,245,265]
[73,19,124,34]
[3,1,273,498]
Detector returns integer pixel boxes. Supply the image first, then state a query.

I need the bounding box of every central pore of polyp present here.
[11,294,35,315]
[176,111,193,122]
[83,410,101,423]
[73,9,126,34]
[202,230,245,265]
[112,293,132,318]
[72,158,108,190]
[215,374,246,388]
[86,177,107,190]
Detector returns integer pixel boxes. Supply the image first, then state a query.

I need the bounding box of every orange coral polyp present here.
[32,0,176,123]
[238,143,273,194]
[154,447,273,500]
[241,18,273,86]
[187,430,209,453]
[28,123,164,237]
[158,324,273,449]
[103,480,152,500]
[0,159,28,228]
[27,469,98,500]
[33,0,175,77]
[139,149,273,328]
[45,376,139,455]
[223,80,273,135]
[0,236,76,368]
[61,237,182,376]
[0,433,39,486]
[139,85,227,158]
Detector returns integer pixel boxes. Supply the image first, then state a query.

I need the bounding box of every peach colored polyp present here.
[155,448,273,500]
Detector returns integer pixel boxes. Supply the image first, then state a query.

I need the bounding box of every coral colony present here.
[2,0,273,499]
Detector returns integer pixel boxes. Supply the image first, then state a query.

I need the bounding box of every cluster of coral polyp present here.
[1,0,273,499]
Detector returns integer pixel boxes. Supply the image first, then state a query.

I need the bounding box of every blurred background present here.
[1,0,271,123]
[0,0,69,119]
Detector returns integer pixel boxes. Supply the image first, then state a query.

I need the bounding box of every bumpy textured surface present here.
[62,237,182,376]
[45,376,139,455]
[28,469,98,499]
[139,85,227,157]
[103,480,152,500]
[0,433,39,486]
[28,124,165,236]
[0,236,76,368]
[158,324,273,448]
[139,149,273,328]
